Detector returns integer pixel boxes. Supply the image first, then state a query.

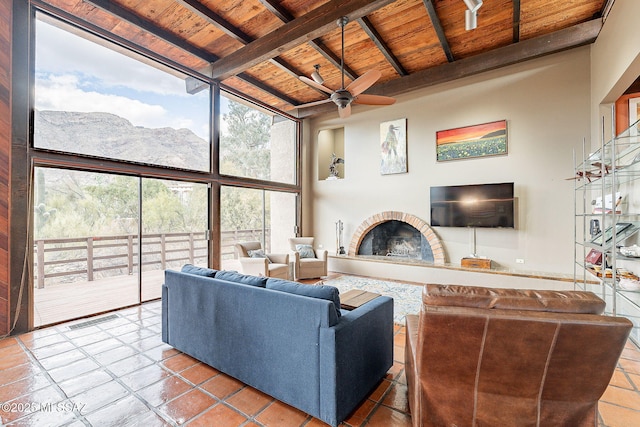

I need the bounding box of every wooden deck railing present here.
[33,229,268,288]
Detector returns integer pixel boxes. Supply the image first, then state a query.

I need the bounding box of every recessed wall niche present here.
[318,127,344,180]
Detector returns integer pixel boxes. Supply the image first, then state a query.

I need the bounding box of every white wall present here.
[303,47,592,277]
[590,0,640,150]
[592,0,640,109]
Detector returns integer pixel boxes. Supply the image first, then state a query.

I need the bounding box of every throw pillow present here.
[181,264,217,278]
[215,270,268,287]
[247,249,272,263]
[266,278,341,318]
[295,244,316,259]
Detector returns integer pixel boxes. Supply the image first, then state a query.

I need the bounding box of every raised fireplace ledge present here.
[329,254,578,284]
[349,211,445,265]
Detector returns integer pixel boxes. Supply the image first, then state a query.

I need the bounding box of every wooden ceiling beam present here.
[308,39,358,82]
[178,0,249,44]
[176,0,308,83]
[258,0,291,23]
[84,0,217,61]
[296,19,602,118]
[357,16,408,76]
[257,0,358,81]
[209,0,397,81]
[237,74,301,106]
[33,0,211,82]
[422,0,454,63]
[83,0,300,104]
[513,0,521,43]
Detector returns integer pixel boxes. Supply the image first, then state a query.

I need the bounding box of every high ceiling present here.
[35,0,609,119]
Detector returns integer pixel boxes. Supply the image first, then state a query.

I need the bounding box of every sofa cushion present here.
[181,264,217,278]
[266,278,341,318]
[296,244,316,259]
[423,284,605,314]
[215,270,268,287]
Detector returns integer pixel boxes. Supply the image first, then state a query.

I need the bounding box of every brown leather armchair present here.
[405,284,632,427]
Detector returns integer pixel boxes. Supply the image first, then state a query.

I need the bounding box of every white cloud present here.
[35,74,203,135]
[34,17,211,139]
[36,19,188,97]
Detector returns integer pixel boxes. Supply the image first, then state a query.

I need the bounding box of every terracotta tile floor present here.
[0,300,639,426]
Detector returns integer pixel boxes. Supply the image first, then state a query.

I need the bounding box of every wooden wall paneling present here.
[0,0,12,336]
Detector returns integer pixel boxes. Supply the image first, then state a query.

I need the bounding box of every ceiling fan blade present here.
[295,98,332,109]
[353,94,396,106]
[299,76,333,94]
[346,69,381,96]
[338,103,351,119]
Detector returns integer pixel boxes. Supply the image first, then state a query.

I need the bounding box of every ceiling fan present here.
[297,17,396,119]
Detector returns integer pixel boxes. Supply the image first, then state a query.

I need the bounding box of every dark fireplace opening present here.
[357,220,434,262]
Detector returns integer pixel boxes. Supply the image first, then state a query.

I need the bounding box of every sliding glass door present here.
[33,169,209,326]
[140,179,208,301]
[33,168,140,326]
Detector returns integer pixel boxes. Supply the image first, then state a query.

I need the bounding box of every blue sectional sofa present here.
[161,266,394,427]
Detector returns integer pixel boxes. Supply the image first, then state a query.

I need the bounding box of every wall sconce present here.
[463,0,483,30]
[311,64,324,85]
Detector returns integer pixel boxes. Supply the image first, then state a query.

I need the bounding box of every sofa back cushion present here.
[266,278,341,318]
[215,270,268,287]
[422,284,605,314]
[181,264,217,278]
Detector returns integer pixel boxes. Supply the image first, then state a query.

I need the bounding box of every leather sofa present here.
[405,284,632,427]
[162,265,394,427]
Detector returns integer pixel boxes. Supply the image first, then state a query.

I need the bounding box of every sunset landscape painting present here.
[436,120,507,162]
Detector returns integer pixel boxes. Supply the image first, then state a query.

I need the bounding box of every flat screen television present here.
[430,182,515,228]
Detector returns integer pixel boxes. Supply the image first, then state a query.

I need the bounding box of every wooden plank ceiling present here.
[34,0,607,118]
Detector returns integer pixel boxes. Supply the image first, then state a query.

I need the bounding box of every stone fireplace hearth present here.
[349,211,445,265]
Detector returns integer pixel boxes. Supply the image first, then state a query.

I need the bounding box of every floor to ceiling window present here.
[32,12,212,326]
[34,13,211,170]
[27,8,300,328]
[218,92,299,271]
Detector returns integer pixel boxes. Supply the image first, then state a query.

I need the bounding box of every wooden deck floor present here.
[33,260,255,327]
[33,269,165,327]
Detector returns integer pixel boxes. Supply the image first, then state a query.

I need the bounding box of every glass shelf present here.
[574,115,640,344]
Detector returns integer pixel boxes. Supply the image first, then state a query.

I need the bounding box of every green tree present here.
[220,100,271,180]
[221,187,264,232]
[36,172,208,238]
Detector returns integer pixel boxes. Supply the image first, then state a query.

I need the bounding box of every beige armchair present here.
[288,237,328,280]
[234,241,289,280]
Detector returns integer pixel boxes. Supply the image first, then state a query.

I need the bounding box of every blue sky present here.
[35,18,216,140]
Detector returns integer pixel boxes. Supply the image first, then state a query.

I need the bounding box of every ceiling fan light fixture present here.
[311,64,324,84]
[463,0,482,30]
[331,90,353,109]
[296,15,394,119]
[465,9,478,30]
[463,0,483,12]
